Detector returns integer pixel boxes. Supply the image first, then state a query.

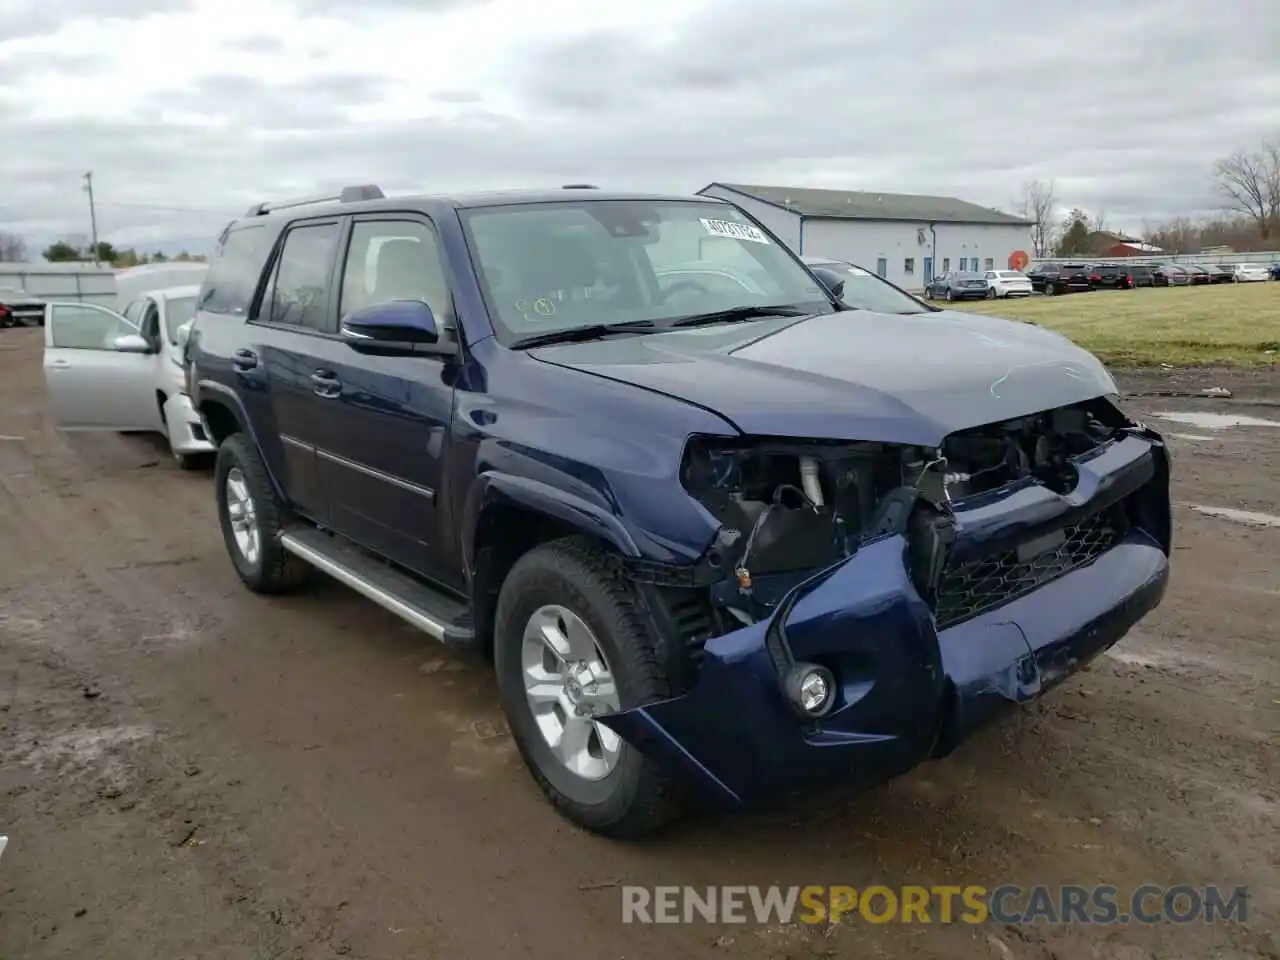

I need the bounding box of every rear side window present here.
[200,224,275,316]
[263,221,342,333]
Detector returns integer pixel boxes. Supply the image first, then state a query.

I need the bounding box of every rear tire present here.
[214,433,312,594]
[494,536,682,838]
[985,287,997,299]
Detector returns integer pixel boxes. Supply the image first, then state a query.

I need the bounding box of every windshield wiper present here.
[509,320,658,349]
[668,304,811,328]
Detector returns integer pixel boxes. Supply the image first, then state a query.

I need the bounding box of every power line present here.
[95,200,240,215]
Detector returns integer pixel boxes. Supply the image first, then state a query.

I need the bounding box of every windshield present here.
[164,296,197,345]
[461,200,833,343]
[810,261,931,314]
[995,271,1024,279]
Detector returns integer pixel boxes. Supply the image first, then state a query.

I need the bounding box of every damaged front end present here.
[600,397,1172,805]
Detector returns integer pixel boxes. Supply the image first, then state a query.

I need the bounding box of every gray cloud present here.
[2,0,1278,251]
[0,0,193,42]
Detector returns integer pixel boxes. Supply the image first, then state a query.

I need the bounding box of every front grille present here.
[934,507,1126,630]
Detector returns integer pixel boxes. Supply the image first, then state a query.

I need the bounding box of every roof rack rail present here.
[561,183,598,189]
[244,183,385,217]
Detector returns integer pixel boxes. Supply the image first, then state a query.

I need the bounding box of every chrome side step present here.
[280,526,474,646]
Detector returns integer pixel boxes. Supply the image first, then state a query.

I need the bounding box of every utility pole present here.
[83,171,99,265]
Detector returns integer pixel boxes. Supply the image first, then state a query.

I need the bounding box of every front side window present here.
[339,219,451,323]
[49,304,136,349]
[461,200,830,343]
[811,261,931,315]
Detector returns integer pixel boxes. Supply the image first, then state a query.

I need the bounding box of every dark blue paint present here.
[188,187,1172,808]
[341,298,441,345]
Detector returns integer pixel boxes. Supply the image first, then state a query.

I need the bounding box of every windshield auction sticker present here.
[700,218,771,244]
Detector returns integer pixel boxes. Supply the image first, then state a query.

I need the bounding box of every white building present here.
[0,261,116,307]
[697,183,1034,291]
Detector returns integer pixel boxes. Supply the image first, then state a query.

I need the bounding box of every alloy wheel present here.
[520,604,622,781]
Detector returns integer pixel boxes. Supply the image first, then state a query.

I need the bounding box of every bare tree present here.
[1212,138,1280,240]
[1092,208,1108,236]
[1013,179,1058,257]
[0,231,27,262]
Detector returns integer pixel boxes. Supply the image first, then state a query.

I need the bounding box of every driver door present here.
[43,302,164,431]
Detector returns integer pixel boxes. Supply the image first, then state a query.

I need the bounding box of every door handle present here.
[310,371,342,398]
[232,349,259,371]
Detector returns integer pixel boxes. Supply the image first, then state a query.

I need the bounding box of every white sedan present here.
[42,284,215,468]
[983,269,1034,298]
[1231,263,1270,283]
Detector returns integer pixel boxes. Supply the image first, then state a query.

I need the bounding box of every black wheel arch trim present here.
[461,472,642,585]
[195,379,286,501]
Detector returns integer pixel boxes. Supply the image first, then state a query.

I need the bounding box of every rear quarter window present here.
[199,223,276,316]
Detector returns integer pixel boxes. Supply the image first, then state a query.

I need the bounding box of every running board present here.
[279,526,475,647]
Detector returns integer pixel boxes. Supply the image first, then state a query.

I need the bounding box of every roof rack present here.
[561,183,598,190]
[244,183,385,217]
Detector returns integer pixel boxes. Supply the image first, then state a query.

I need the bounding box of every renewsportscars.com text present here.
[621,884,1249,926]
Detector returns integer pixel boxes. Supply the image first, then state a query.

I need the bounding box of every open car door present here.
[42,301,164,432]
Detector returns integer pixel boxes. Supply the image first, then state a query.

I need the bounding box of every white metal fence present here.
[0,263,117,307]
[1030,250,1280,269]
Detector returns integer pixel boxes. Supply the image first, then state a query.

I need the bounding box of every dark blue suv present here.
[187,184,1172,837]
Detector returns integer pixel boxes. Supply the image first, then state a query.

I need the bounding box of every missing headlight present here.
[681,437,912,600]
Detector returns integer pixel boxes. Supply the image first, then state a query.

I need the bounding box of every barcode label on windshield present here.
[700,218,771,244]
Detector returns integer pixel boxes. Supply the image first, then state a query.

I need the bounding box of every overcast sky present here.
[0,0,1277,253]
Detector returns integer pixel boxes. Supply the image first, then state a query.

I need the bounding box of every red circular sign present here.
[1009,250,1030,270]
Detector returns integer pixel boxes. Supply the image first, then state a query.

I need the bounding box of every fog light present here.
[784,662,836,717]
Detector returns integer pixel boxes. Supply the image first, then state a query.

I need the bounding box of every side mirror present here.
[111,333,152,353]
[174,320,194,348]
[810,267,846,301]
[340,299,446,356]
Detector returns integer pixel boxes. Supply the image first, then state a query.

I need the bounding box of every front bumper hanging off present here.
[599,430,1171,806]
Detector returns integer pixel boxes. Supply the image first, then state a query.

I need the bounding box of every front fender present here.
[461,472,642,576]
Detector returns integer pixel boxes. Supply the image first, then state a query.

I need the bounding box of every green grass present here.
[944,282,1280,366]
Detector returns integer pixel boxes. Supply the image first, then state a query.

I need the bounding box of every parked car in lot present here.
[1270,262,1280,280]
[1028,263,1092,295]
[1127,264,1156,287]
[1090,264,1136,290]
[1152,264,1191,287]
[1231,263,1271,283]
[923,271,989,301]
[0,285,45,327]
[40,285,216,468]
[165,185,1170,838]
[1204,264,1235,284]
[1181,265,1213,285]
[799,257,932,313]
[981,269,1033,298]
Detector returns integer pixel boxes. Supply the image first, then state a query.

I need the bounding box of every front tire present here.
[985,287,997,299]
[214,433,311,594]
[494,536,681,838]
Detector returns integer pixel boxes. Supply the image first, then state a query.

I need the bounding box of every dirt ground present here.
[0,326,1276,960]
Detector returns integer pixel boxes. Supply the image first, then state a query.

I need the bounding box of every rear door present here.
[251,217,346,524]
[42,302,163,431]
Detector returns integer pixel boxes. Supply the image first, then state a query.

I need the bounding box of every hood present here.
[530,309,1118,446]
